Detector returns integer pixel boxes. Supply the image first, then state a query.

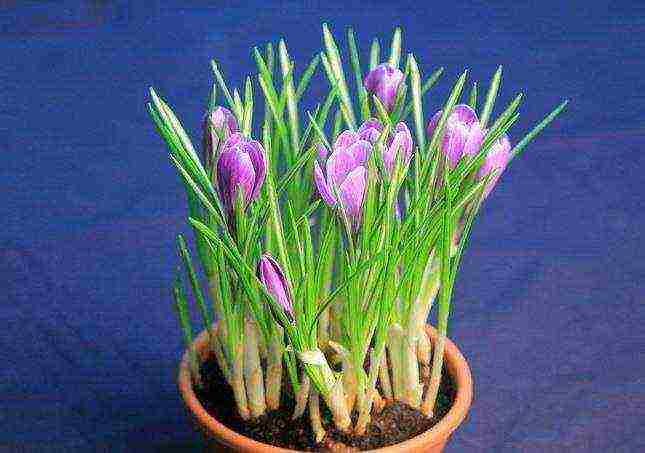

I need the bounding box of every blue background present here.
[1,1,644,451]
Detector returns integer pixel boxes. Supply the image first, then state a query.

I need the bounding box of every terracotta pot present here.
[178,324,473,452]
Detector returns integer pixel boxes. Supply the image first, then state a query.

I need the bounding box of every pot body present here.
[178,325,473,452]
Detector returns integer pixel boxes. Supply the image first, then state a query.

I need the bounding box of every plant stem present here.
[386,323,405,401]
[421,334,445,417]
[318,307,330,348]
[321,362,352,432]
[293,372,310,419]
[400,333,422,408]
[231,341,250,420]
[309,387,326,443]
[415,257,441,377]
[265,326,284,410]
[243,314,266,417]
[212,327,232,384]
[329,341,357,413]
[379,353,393,401]
[355,344,387,435]
[418,330,432,379]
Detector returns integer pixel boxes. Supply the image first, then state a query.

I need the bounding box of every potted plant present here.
[148,24,567,452]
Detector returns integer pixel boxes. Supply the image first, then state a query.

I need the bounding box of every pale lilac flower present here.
[216,133,266,212]
[364,63,404,111]
[314,130,371,228]
[203,106,238,169]
[357,118,383,144]
[477,135,512,198]
[426,104,485,168]
[383,122,413,175]
[257,254,294,322]
[356,118,413,176]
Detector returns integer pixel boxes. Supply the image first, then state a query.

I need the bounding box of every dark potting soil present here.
[195,354,456,451]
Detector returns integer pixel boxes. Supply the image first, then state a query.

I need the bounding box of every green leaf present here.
[369,38,380,70]
[322,23,357,129]
[347,28,369,121]
[511,100,569,160]
[401,67,444,120]
[243,76,254,136]
[467,81,478,109]
[296,54,321,101]
[479,65,502,128]
[408,53,426,153]
[208,83,217,111]
[177,235,213,330]
[388,27,402,68]
[173,273,194,347]
[488,92,523,135]
[211,60,242,121]
[279,39,301,153]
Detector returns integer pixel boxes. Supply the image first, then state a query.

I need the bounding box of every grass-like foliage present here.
[148,24,567,438]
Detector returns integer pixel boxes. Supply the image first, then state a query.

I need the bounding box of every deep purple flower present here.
[203,106,238,169]
[426,104,485,169]
[314,130,371,228]
[257,254,294,322]
[476,134,512,198]
[215,133,266,212]
[364,63,405,111]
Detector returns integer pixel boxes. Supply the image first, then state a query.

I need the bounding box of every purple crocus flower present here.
[215,133,266,212]
[476,134,512,198]
[357,118,413,176]
[203,106,238,169]
[364,63,405,111]
[383,122,413,175]
[426,104,485,169]
[257,254,294,322]
[357,118,383,144]
[313,131,371,228]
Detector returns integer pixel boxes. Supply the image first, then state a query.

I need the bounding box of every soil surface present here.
[195,354,456,451]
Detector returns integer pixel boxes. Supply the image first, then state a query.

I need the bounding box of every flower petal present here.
[443,127,466,168]
[257,254,293,317]
[314,161,337,206]
[244,139,266,200]
[426,110,442,138]
[357,118,383,143]
[462,121,485,157]
[384,128,412,174]
[326,146,360,188]
[216,146,256,209]
[364,64,404,111]
[451,104,479,126]
[334,130,358,151]
[358,118,383,134]
[338,166,367,227]
[347,139,372,164]
[477,135,512,197]
[317,143,330,160]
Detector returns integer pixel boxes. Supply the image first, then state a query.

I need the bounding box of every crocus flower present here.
[357,118,383,144]
[383,122,413,175]
[215,133,266,212]
[476,134,512,198]
[426,104,485,168]
[357,118,413,175]
[314,130,371,228]
[257,254,294,322]
[364,63,405,111]
[203,106,238,169]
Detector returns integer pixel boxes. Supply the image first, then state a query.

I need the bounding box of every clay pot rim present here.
[178,324,473,452]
